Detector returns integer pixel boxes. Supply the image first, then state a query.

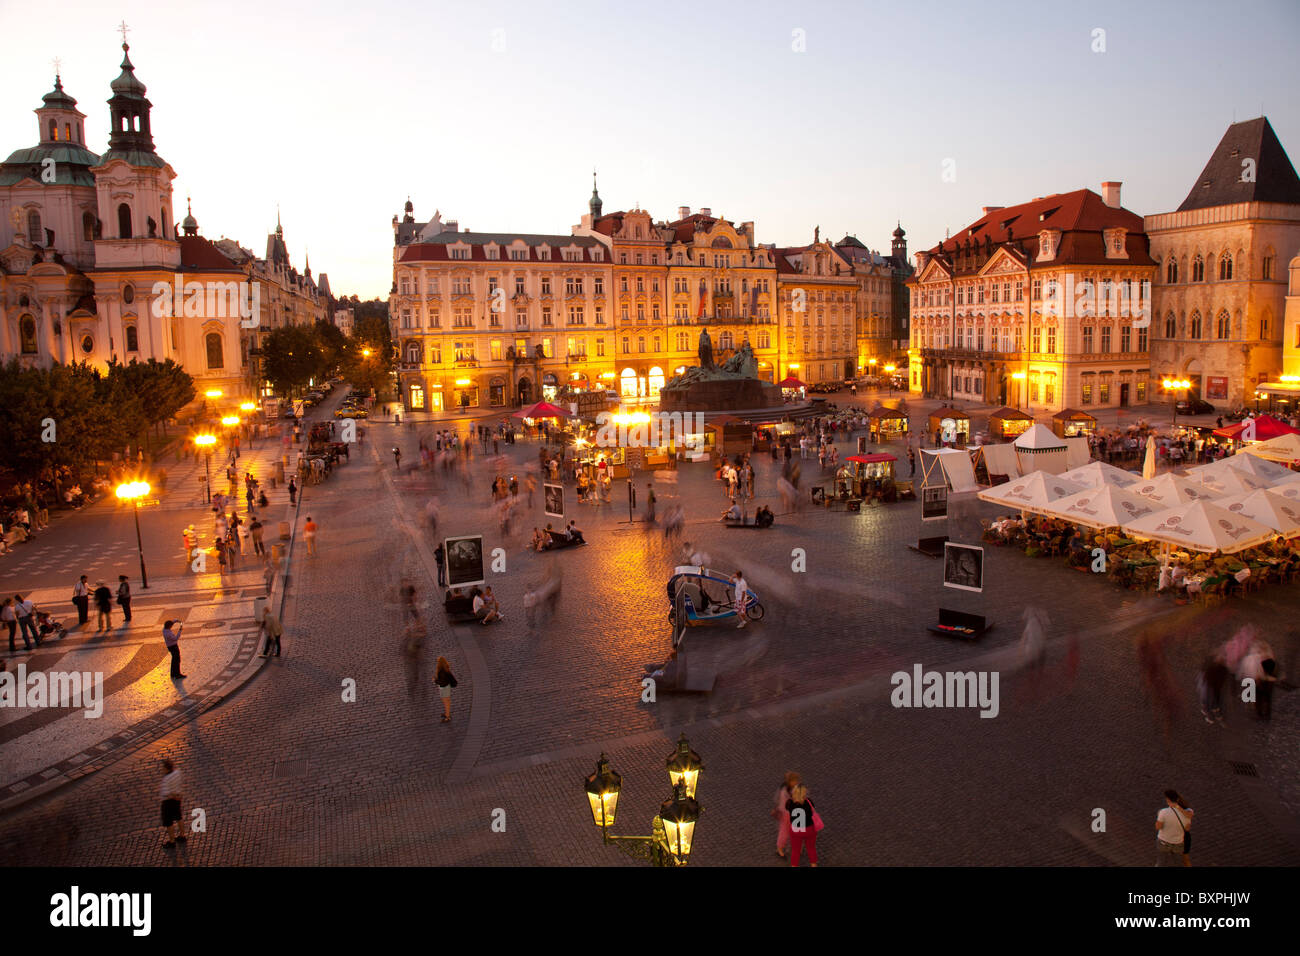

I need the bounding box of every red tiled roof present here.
[665,213,719,243]
[399,242,606,264]
[924,189,1155,267]
[179,236,240,271]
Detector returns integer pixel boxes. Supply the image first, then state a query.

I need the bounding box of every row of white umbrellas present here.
[979,452,1300,553]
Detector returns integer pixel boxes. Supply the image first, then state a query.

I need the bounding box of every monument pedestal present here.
[660,379,783,412]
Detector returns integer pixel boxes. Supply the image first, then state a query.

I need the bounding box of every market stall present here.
[706,415,752,459]
[839,453,897,500]
[868,405,909,443]
[753,420,797,450]
[987,406,1034,441]
[928,407,970,446]
[1051,408,1097,439]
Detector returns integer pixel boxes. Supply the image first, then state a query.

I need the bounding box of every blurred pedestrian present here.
[732,570,750,628]
[2,598,19,653]
[163,620,186,679]
[774,771,800,859]
[93,580,113,631]
[250,517,265,556]
[72,575,90,625]
[435,656,458,723]
[288,477,297,505]
[15,594,38,649]
[159,759,186,847]
[304,516,318,556]
[258,601,283,658]
[1155,789,1192,867]
[786,783,821,867]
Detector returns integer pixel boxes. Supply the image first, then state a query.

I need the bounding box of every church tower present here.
[891,222,907,262]
[91,37,179,270]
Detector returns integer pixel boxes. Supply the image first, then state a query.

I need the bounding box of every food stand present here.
[988,406,1034,441]
[1051,408,1097,439]
[707,415,752,459]
[754,420,797,450]
[928,407,970,446]
[868,405,909,443]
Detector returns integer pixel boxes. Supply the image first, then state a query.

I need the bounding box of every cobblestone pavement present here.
[2,408,1297,866]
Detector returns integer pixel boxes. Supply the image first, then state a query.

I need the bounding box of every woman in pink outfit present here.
[773,771,800,859]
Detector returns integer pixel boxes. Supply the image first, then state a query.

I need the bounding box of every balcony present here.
[454,359,479,368]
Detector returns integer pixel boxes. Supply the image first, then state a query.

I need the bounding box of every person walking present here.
[435,656,458,723]
[304,516,318,556]
[645,483,656,524]
[258,601,283,658]
[1155,789,1192,867]
[159,759,186,847]
[163,620,187,679]
[72,575,90,626]
[288,477,297,505]
[92,580,113,631]
[774,771,801,859]
[786,783,821,867]
[732,570,750,628]
[15,594,38,649]
[2,598,20,653]
[908,445,916,476]
[117,575,132,623]
[250,518,265,556]
[393,446,402,469]
[434,543,446,586]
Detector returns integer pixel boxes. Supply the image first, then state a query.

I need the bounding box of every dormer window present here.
[1103,228,1128,259]
[449,246,470,260]
[537,247,551,261]
[1036,230,1060,262]
[485,245,500,260]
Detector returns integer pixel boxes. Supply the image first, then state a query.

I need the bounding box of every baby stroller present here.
[36,610,68,641]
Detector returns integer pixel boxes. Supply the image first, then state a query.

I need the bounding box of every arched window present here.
[27,209,42,244]
[1191,255,1204,282]
[405,341,421,364]
[1218,254,1233,281]
[1216,310,1230,339]
[160,206,168,238]
[83,211,96,241]
[205,332,224,369]
[1166,258,1178,283]
[63,123,71,141]
[20,315,38,353]
[125,325,139,352]
[47,119,57,141]
[1189,311,1202,339]
[1164,312,1176,339]
[117,203,133,239]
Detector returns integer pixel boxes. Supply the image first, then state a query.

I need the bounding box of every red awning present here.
[778,376,805,388]
[1212,414,1300,441]
[846,453,897,464]
[512,400,572,420]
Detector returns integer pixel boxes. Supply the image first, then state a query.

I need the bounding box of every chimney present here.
[981,206,1004,216]
[678,206,691,219]
[700,207,712,217]
[1101,182,1122,208]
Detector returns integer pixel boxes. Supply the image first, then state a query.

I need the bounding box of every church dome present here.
[110,44,148,97]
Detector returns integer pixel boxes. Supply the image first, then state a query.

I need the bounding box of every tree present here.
[114,358,195,437]
[262,324,325,397]
[314,319,348,377]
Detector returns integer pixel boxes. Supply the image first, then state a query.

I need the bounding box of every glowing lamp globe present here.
[584,755,622,829]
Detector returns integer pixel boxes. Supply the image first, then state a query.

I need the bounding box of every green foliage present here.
[261,324,326,397]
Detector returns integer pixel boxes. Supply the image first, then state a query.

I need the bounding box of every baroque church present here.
[0,40,328,406]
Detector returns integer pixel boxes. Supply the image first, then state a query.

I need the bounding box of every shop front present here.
[488,376,507,408]
[453,377,480,410]
[542,373,559,402]
[928,407,970,446]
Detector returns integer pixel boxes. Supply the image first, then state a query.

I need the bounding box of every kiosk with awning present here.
[928,407,970,446]
[1051,408,1097,439]
[868,404,909,443]
[842,453,897,499]
[987,406,1034,440]
[1212,414,1300,443]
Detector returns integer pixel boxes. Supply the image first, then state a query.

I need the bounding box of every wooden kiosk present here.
[987,406,1034,440]
[928,407,970,446]
[1051,408,1097,439]
[868,405,910,444]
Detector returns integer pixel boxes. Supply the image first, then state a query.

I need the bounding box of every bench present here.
[927,607,992,641]
[908,535,949,558]
[444,594,478,624]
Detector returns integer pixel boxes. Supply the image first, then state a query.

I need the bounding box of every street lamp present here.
[584,735,704,866]
[115,481,151,589]
[1011,371,1026,410]
[884,364,896,395]
[194,433,216,503]
[1161,378,1191,426]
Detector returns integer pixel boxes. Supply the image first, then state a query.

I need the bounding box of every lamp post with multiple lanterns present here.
[584,733,703,866]
[194,433,216,503]
[1162,378,1191,426]
[115,481,151,589]
[884,364,896,395]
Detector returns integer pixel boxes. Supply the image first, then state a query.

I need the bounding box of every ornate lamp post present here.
[115,481,151,588]
[583,734,704,866]
[194,434,216,503]
[1162,378,1191,426]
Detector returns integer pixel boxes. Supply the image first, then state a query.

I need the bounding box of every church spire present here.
[105,27,157,156]
[589,169,603,218]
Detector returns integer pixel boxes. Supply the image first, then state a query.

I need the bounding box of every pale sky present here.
[3,0,1298,300]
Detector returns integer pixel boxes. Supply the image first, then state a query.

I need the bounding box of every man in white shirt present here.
[732,571,750,629]
[72,575,90,626]
[1155,790,1191,866]
[159,759,186,847]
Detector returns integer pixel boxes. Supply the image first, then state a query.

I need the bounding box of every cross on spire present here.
[118,20,131,45]
[52,56,62,76]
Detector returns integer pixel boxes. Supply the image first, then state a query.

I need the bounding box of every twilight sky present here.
[2,0,1298,301]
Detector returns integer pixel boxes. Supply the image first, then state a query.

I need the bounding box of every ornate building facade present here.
[835,225,912,370]
[0,44,325,407]
[908,186,1157,414]
[1146,118,1300,409]
[774,233,857,383]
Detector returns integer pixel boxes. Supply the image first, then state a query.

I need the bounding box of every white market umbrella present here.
[1265,477,1300,502]
[1058,460,1141,489]
[1044,483,1161,530]
[976,470,1086,516]
[1130,472,1222,507]
[1240,433,1300,464]
[1215,452,1295,484]
[1142,434,1157,480]
[1189,467,1272,498]
[1215,489,1300,538]
[1122,500,1276,554]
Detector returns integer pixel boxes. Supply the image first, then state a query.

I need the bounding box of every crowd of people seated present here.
[531,522,585,552]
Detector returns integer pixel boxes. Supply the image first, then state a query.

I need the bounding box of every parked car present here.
[1176,398,1215,415]
[335,406,367,419]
